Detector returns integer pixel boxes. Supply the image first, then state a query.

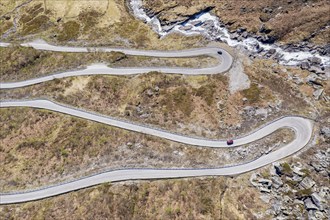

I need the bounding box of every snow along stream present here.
[130,0,330,67]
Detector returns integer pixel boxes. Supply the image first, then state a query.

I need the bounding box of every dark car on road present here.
[217,51,222,55]
[227,139,234,145]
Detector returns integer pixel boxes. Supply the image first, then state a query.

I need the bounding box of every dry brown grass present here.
[0,106,294,192]
[143,0,330,45]
[0,0,210,50]
[0,175,270,220]
[1,57,313,139]
[0,46,217,82]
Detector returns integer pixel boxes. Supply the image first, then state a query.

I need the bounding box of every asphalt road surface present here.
[0,40,313,204]
[0,99,313,204]
[0,39,232,89]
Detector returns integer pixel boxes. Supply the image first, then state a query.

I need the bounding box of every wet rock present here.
[321,46,330,55]
[259,24,272,34]
[300,177,315,189]
[179,25,193,31]
[230,32,240,40]
[308,57,322,65]
[260,35,277,44]
[300,61,310,70]
[241,31,248,38]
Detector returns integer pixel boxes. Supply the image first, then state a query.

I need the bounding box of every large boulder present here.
[300,177,315,189]
[272,176,283,189]
[320,127,330,142]
[308,57,322,65]
[311,193,324,210]
[304,198,318,210]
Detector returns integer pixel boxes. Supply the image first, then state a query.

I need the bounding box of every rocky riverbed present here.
[129,0,330,73]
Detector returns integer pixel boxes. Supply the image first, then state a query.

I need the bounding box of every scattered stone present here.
[272,176,283,189]
[320,127,330,141]
[309,66,325,75]
[292,167,305,176]
[269,165,277,176]
[300,177,315,189]
[300,61,310,70]
[311,193,324,210]
[304,198,318,211]
[313,89,324,100]
[272,201,282,215]
[179,25,193,31]
[260,194,271,203]
[310,161,323,172]
[308,210,317,220]
[292,76,304,85]
[308,57,322,65]
[259,178,272,188]
[274,163,283,176]
[146,89,154,97]
[293,199,304,205]
[249,173,259,187]
[230,32,240,40]
[260,186,271,193]
[314,211,325,219]
[243,106,256,117]
[255,108,268,118]
[267,48,277,56]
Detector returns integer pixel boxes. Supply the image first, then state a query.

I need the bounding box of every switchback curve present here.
[0,99,313,204]
[0,40,233,89]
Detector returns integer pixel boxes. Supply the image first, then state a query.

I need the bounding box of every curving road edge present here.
[0,39,233,89]
[0,99,313,204]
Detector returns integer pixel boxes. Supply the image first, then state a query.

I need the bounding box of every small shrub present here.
[58,21,80,41]
[241,83,260,103]
[282,162,292,176]
[22,15,50,35]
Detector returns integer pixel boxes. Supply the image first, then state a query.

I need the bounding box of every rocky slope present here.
[142,0,330,46]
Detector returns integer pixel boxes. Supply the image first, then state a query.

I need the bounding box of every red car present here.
[227,139,234,145]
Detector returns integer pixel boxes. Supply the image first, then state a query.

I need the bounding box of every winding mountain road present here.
[0,99,313,204]
[0,40,314,204]
[0,40,232,89]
